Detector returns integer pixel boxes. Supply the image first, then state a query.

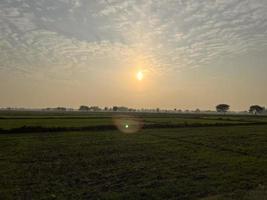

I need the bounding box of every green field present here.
[1,111,266,131]
[0,111,267,199]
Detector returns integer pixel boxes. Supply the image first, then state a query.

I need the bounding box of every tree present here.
[79,105,89,111]
[56,107,66,111]
[249,105,265,115]
[195,108,200,113]
[216,104,230,114]
[113,106,118,111]
[89,106,101,112]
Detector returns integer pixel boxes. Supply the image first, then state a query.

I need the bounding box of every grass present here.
[0,111,267,199]
[0,118,112,129]
[0,111,264,131]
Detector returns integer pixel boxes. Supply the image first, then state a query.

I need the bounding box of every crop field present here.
[1,111,267,131]
[0,111,267,199]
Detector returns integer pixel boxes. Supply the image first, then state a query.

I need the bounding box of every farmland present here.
[0,111,267,199]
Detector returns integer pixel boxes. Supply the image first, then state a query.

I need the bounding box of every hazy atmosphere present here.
[1,1,267,199]
[1,0,267,110]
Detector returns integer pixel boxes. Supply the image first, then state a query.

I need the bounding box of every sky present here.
[0,0,267,111]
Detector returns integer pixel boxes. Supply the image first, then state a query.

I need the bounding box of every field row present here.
[1,112,267,130]
[1,126,267,199]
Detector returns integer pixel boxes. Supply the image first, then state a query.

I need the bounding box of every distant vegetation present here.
[79,105,101,112]
[216,104,230,114]
[1,104,266,115]
[1,111,267,199]
[249,105,265,115]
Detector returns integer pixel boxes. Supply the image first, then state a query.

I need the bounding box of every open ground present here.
[0,111,267,199]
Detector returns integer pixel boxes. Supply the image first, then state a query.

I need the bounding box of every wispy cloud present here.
[1,0,267,78]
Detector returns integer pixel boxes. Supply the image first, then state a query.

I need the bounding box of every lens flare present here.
[113,115,143,133]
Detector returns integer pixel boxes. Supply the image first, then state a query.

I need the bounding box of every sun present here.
[136,71,144,81]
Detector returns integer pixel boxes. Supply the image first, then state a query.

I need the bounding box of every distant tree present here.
[113,106,118,112]
[104,107,109,111]
[56,107,66,111]
[249,105,265,115]
[216,104,230,114]
[79,105,89,111]
[195,108,200,113]
[89,106,101,112]
[156,108,160,112]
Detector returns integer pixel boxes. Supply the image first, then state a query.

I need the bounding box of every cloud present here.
[0,0,267,78]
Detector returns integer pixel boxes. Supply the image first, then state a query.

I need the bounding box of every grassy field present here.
[1,111,266,131]
[0,111,267,199]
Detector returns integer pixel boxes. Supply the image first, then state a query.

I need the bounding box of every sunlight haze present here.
[1,0,267,110]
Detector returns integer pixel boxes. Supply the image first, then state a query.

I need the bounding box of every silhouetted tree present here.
[249,105,265,115]
[216,104,230,114]
[113,106,118,111]
[56,107,66,111]
[79,105,89,111]
[89,106,101,112]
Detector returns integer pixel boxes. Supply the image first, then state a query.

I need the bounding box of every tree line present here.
[18,104,262,114]
[78,104,266,115]
[78,105,137,112]
[216,104,266,115]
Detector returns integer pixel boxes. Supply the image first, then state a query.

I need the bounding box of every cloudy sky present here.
[1,0,267,110]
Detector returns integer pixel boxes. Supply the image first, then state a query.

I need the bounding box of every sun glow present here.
[136,71,144,81]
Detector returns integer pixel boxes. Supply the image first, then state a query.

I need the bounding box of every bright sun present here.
[136,71,143,81]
